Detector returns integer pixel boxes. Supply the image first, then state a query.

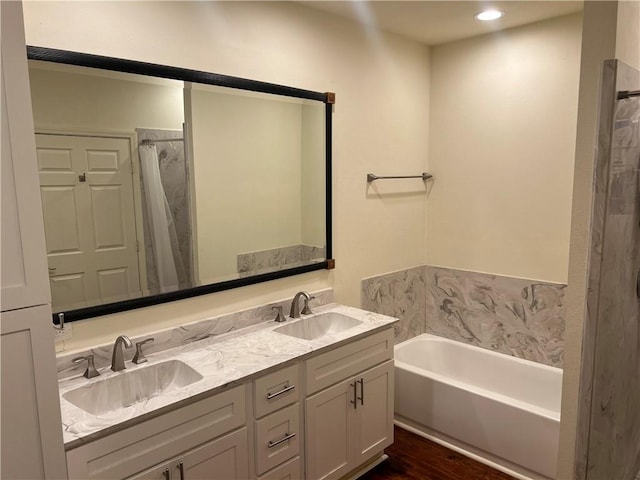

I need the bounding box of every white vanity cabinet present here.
[63,325,396,480]
[1,2,68,479]
[66,385,248,480]
[304,329,394,480]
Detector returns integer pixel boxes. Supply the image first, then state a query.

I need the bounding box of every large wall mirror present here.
[27,46,333,322]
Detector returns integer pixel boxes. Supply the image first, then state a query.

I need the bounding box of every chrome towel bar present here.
[367,172,433,183]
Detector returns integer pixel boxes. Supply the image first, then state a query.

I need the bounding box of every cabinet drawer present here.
[254,363,299,418]
[66,384,246,479]
[255,403,300,475]
[257,456,301,480]
[305,328,393,395]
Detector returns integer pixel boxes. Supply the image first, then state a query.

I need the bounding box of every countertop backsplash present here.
[56,288,334,379]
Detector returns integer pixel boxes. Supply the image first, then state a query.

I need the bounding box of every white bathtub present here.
[394,334,562,480]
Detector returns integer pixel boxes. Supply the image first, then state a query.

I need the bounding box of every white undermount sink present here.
[274,312,362,340]
[63,360,203,415]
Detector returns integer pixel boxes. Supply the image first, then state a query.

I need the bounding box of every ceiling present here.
[301,1,583,46]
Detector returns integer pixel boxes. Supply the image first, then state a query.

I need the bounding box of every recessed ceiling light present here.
[475,9,505,21]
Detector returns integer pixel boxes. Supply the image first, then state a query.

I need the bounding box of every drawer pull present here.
[350,381,358,409]
[162,468,170,480]
[268,432,296,448]
[266,383,295,399]
[177,461,185,480]
[358,378,364,406]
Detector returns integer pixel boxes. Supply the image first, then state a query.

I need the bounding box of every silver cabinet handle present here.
[266,383,295,399]
[268,432,296,448]
[177,462,185,480]
[350,381,357,409]
[162,468,170,480]
[358,378,364,406]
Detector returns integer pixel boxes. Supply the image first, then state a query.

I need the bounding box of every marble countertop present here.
[59,304,397,449]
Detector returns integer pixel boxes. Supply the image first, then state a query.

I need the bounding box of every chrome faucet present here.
[289,291,312,319]
[111,335,133,372]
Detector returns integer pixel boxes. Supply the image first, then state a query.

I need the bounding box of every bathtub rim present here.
[394,333,562,421]
[395,333,563,374]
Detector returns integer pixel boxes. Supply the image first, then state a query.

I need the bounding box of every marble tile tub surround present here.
[362,265,566,367]
[361,266,427,344]
[425,266,566,368]
[56,288,333,379]
[58,302,397,446]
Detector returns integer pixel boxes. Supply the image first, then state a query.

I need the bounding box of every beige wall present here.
[23,1,430,351]
[427,13,583,284]
[617,1,640,69]
[29,65,184,133]
[188,86,304,281]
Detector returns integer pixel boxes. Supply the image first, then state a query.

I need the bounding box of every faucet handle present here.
[301,295,315,315]
[72,355,100,379]
[132,338,154,364]
[272,305,286,323]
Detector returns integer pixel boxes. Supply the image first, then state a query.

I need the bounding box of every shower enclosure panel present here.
[581,59,640,480]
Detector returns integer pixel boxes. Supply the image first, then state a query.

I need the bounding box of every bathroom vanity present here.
[59,306,396,480]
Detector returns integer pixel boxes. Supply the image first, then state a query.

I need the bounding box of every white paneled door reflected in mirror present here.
[27,47,333,321]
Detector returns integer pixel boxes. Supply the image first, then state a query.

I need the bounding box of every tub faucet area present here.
[111,335,133,372]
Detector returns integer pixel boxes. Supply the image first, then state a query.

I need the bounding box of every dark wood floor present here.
[359,426,515,480]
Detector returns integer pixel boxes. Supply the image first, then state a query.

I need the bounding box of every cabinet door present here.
[352,360,394,466]
[1,305,67,479]
[175,428,249,480]
[1,0,51,310]
[305,378,355,480]
[128,428,248,480]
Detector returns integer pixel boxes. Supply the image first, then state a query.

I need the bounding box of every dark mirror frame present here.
[26,46,334,324]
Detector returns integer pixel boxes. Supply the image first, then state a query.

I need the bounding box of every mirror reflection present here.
[28,59,327,315]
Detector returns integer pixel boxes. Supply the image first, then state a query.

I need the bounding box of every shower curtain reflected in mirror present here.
[138,141,187,294]
[136,128,192,295]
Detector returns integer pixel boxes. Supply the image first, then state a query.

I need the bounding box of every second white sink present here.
[63,360,203,415]
[274,312,362,340]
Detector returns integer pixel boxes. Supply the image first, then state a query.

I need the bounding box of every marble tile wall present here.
[576,60,640,480]
[56,288,334,379]
[237,244,325,277]
[362,265,566,367]
[137,128,192,291]
[424,266,566,368]
[301,244,326,261]
[361,266,427,344]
